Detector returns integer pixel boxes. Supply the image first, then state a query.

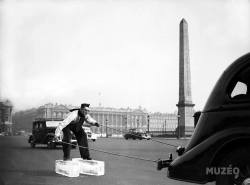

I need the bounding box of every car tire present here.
[92,139,96,142]
[30,141,35,148]
[47,141,56,149]
[215,147,250,185]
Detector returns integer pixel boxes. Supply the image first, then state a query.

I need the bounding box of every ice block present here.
[72,158,105,176]
[55,160,80,177]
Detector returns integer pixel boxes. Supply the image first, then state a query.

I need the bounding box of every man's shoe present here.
[82,157,92,160]
[63,157,71,161]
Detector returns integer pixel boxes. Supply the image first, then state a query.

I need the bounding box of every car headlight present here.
[176,146,185,156]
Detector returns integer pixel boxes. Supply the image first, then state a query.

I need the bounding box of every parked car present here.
[124,128,151,140]
[16,130,26,136]
[28,118,77,149]
[143,132,152,140]
[82,126,98,142]
[157,53,250,185]
[0,132,11,136]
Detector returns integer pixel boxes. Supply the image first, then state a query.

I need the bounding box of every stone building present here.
[36,103,149,137]
[37,103,73,119]
[149,112,177,136]
[0,99,13,134]
[89,107,148,137]
[13,103,179,137]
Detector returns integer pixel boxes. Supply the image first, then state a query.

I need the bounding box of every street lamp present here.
[147,115,150,133]
[100,122,103,137]
[123,115,127,131]
[105,119,108,138]
[177,114,180,139]
[164,120,166,133]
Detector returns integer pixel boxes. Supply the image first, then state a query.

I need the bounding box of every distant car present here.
[28,118,77,149]
[82,126,97,142]
[1,132,11,136]
[16,130,26,136]
[124,128,151,140]
[142,132,151,140]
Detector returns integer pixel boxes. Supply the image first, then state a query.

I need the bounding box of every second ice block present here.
[72,158,105,176]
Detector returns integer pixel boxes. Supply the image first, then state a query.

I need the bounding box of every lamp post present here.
[105,119,108,138]
[164,120,166,134]
[123,115,127,132]
[147,115,150,133]
[100,122,103,137]
[177,114,181,139]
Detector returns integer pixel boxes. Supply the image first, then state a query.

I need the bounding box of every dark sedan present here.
[124,128,151,140]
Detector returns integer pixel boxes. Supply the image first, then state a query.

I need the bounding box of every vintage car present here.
[158,53,250,185]
[124,128,151,140]
[28,118,77,149]
[82,126,98,142]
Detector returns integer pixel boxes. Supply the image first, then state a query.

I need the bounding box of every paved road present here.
[0,136,213,185]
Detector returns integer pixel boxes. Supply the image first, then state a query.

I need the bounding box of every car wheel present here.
[30,141,35,148]
[47,141,56,149]
[92,139,96,142]
[215,147,250,185]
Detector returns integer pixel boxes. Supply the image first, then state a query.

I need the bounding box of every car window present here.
[41,122,46,129]
[229,66,250,100]
[38,122,43,129]
[34,122,39,129]
[231,82,247,98]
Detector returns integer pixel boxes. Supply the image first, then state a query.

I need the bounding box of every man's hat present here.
[80,103,90,111]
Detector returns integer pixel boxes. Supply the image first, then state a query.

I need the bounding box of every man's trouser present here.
[62,123,90,160]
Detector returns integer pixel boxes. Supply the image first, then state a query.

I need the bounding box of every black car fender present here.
[169,127,250,183]
[208,132,250,179]
[28,135,33,143]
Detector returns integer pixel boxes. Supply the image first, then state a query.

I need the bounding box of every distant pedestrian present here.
[55,103,99,160]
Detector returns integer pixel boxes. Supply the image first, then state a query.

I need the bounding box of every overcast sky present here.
[0,0,249,113]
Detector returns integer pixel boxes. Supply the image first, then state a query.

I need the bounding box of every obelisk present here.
[176,19,195,137]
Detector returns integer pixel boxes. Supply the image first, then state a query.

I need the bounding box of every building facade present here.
[37,103,149,137]
[37,103,72,119]
[13,103,179,137]
[90,107,148,136]
[148,112,178,136]
[0,100,13,134]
